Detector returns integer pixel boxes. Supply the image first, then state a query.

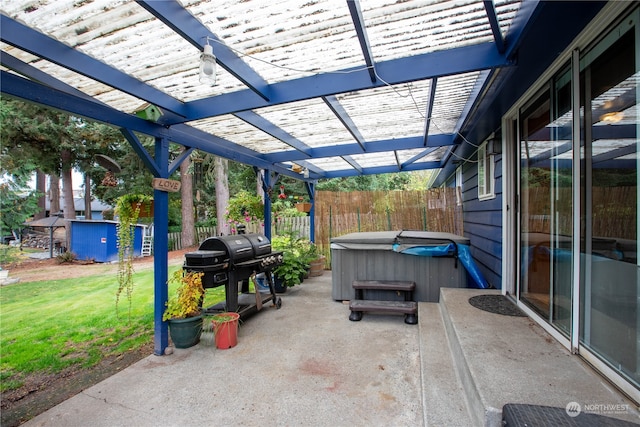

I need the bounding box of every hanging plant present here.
[114,194,151,322]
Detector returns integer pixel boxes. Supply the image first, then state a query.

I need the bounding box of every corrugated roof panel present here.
[256,98,356,148]
[0,0,526,177]
[185,0,361,85]
[187,115,294,154]
[430,71,481,134]
[0,43,146,112]
[335,80,431,141]
[362,0,520,60]
[410,146,450,164]
[349,151,400,168]
[304,156,352,172]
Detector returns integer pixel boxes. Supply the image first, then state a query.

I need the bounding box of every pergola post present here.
[305,181,316,242]
[261,169,272,240]
[153,135,170,355]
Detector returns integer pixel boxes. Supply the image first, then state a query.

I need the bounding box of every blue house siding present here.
[459,155,503,289]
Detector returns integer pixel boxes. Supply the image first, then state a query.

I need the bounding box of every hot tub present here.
[331,230,487,302]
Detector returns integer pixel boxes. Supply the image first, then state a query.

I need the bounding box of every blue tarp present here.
[392,242,490,289]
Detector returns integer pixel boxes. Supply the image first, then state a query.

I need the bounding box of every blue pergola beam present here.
[264,134,455,163]
[288,160,326,178]
[483,1,506,53]
[1,51,100,104]
[341,155,364,174]
[322,95,366,151]
[168,124,305,179]
[401,147,440,168]
[169,147,195,176]
[234,111,313,156]
[1,71,165,137]
[423,78,437,147]
[183,41,513,122]
[347,0,377,83]
[322,161,442,178]
[120,128,162,177]
[0,71,313,180]
[453,70,493,140]
[137,0,270,102]
[502,0,540,59]
[0,14,186,118]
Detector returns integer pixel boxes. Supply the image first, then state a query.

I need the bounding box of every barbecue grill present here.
[184,233,283,320]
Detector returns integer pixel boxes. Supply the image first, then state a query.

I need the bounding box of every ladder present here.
[141,235,153,257]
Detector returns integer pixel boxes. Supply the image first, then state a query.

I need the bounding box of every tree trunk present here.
[49,175,60,215]
[84,173,92,220]
[34,170,46,220]
[256,169,265,203]
[61,150,76,251]
[215,157,230,236]
[180,151,196,247]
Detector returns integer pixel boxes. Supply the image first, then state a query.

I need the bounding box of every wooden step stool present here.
[348,280,418,325]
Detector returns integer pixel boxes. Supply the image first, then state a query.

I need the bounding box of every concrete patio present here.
[23,272,639,426]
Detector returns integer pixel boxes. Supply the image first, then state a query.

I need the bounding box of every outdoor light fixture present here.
[199,40,217,86]
[600,111,624,124]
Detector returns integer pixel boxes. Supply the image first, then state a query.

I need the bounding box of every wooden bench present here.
[348,280,418,325]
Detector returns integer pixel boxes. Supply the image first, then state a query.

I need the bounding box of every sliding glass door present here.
[516,6,639,391]
[519,68,573,336]
[579,14,639,389]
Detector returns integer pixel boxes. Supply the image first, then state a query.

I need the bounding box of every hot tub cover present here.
[330,230,470,251]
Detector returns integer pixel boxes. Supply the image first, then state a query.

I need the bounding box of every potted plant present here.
[271,232,315,291]
[210,312,240,349]
[163,269,205,349]
[294,196,312,213]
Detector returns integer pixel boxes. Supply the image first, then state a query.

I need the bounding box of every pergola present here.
[1,0,536,354]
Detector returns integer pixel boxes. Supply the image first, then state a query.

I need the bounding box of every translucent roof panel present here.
[1,0,527,180]
[187,115,294,154]
[361,0,520,60]
[335,81,431,141]
[256,99,356,148]
[430,72,482,134]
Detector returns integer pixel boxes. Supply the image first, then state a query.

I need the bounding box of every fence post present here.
[329,205,332,240]
[423,206,427,231]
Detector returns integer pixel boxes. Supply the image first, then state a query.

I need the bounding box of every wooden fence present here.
[165,189,463,260]
[524,186,636,239]
[166,217,311,252]
[314,188,463,260]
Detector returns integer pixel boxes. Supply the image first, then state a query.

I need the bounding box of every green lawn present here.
[0,266,226,392]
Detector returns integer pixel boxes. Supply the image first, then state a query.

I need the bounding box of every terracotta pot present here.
[212,312,240,350]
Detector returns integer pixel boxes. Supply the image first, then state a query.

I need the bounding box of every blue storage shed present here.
[69,220,144,263]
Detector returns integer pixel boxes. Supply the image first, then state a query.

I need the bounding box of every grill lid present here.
[197,234,271,263]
